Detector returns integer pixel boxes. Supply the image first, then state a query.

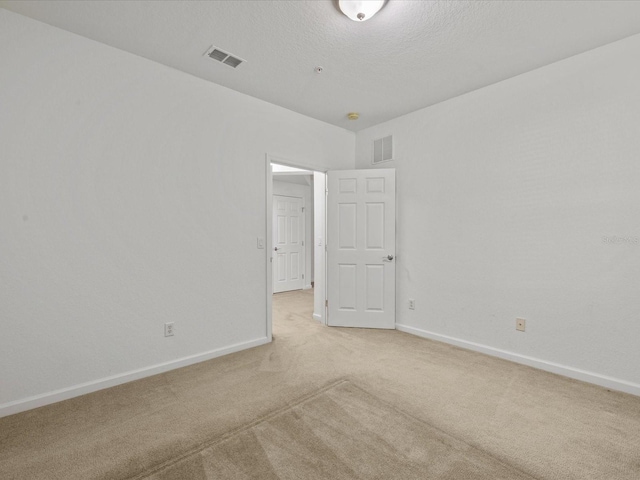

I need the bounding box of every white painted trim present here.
[311,172,327,325]
[265,155,273,341]
[321,173,328,325]
[0,337,270,418]
[268,155,328,174]
[303,284,313,290]
[396,324,640,397]
[273,170,314,177]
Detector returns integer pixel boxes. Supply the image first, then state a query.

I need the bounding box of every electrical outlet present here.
[164,322,175,337]
[257,237,265,249]
[408,299,415,310]
[516,318,526,332]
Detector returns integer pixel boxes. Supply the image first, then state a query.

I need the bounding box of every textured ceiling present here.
[3,0,640,131]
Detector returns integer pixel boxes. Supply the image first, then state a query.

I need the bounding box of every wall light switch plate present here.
[516,318,526,332]
[257,237,265,249]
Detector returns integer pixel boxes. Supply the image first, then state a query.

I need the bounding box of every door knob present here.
[385,255,394,261]
[274,247,279,251]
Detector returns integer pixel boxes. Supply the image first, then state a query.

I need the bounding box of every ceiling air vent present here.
[373,135,393,164]
[205,46,245,69]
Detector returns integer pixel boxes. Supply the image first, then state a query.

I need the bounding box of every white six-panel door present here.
[273,195,304,293]
[327,169,395,328]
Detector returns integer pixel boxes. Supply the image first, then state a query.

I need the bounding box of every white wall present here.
[0,9,354,415]
[272,178,313,288]
[356,33,640,394]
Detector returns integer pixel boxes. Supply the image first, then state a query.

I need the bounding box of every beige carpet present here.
[135,380,535,480]
[1,289,640,479]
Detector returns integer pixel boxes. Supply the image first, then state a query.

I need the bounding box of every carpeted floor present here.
[1,289,640,479]
[137,380,536,480]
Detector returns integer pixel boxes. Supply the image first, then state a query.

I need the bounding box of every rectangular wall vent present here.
[373,135,393,164]
[205,46,245,69]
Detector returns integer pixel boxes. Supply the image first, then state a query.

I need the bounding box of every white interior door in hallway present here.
[273,194,305,293]
[327,169,396,329]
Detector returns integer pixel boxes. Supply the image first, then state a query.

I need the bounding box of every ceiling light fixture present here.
[338,0,385,22]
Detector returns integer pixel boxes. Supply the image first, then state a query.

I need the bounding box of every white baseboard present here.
[0,336,271,418]
[313,313,324,323]
[395,324,640,397]
[303,284,313,290]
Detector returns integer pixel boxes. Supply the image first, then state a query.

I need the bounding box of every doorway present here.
[265,157,396,340]
[265,157,327,340]
[272,164,317,294]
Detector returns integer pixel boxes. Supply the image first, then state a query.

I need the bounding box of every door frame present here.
[265,154,328,341]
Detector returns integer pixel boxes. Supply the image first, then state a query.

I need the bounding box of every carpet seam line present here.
[125,378,350,480]
[343,381,543,480]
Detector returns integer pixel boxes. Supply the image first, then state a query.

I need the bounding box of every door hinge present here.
[302,240,304,246]
[301,207,305,212]
[302,274,304,279]
[325,299,328,307]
